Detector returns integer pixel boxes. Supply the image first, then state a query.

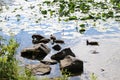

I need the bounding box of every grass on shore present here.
[0,36,36,80]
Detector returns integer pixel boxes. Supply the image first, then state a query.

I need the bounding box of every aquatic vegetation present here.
[41,69,71,80]
[0,36,36,80]
[39,0,120,33]
[90,73,97,80]
[0,0,119,35]
[42,0,119,21]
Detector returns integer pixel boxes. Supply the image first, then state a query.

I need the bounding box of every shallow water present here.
[0,0,120,80]
[71,33,120,80]
[1,20,120,80]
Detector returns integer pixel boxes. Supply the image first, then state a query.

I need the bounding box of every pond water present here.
[0,0,120,80]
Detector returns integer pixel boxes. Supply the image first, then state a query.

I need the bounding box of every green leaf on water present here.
[69,16,77,20]
[41,10,47,15]
[79,28,85,34]
[79,24,85,28]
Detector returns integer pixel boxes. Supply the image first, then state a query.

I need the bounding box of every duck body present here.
[86,40,99,46]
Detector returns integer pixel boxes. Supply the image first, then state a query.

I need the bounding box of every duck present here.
[86,40,99,46]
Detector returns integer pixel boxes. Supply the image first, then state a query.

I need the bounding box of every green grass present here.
[0,36,36,80]
[42,69,71,80]
[0,36,70,80]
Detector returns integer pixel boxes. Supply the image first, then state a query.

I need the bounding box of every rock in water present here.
[51,48,76,61]
[32,38,50,44]
[32,34,45,44]
[21,43,51,60]
[25,63,51,75]
[52,44,61,51]
[40,60,58,65]
[39,38,50,44]
[54,39,65,44]
[60,55,83,76]
[32,34,44,40]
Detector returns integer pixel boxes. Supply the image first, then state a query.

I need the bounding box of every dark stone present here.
[32,37,50,44]
[86,40,99,46]
[54,39,65,44]
[32,34,45,44]
[60,55,83,76]
[25,63,51,75]
[21,43,51,60]
[32,34,44,40]
[32,39,40,44]
[51,48,76,61]
[39,38,50,44]
[52,44,61,51]
[40,60,58,65]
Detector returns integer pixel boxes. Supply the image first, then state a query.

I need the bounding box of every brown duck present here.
[86,40,99,46]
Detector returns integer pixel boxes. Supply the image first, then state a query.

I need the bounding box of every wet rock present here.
[32,34,44,40]
[21,43,51,60]
[39,38,50,44]
[54,39,65,44]
[32,34,45,44]
[52,44,61,51]
[32,38,50,44]
[51,48,76,61]
[32,39,40,44]
[40,60,58,65]
[25,63,51,75]
[60,55,83,76]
